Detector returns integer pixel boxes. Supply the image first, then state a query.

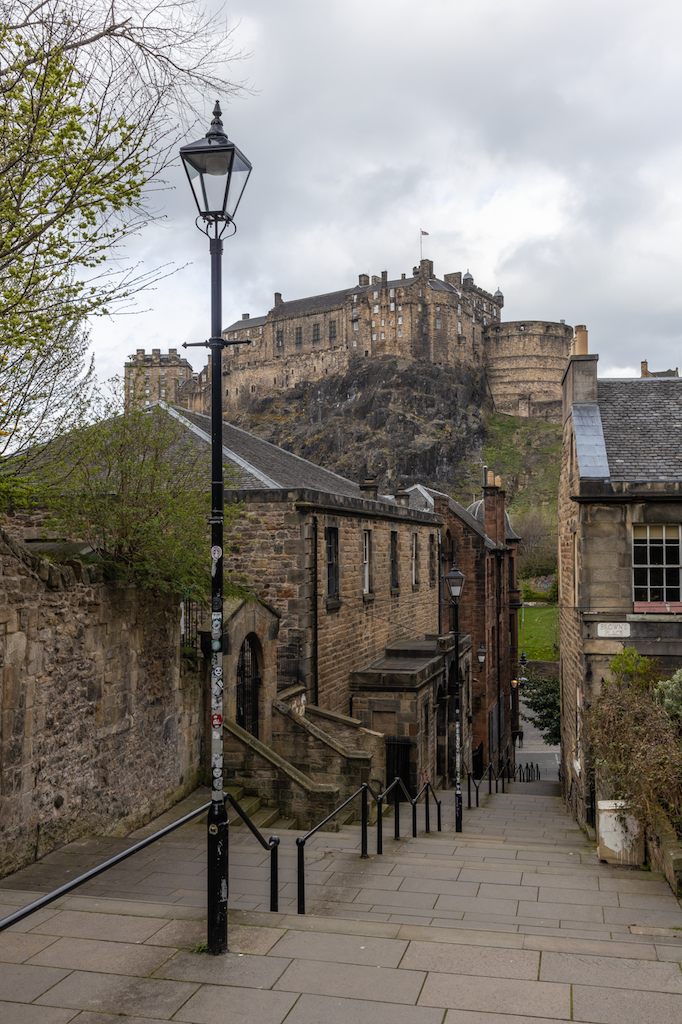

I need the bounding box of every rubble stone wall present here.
[0,531,202,878]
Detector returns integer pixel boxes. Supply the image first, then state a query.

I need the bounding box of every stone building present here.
[166,404,486,795]
[406,473,521,775]
[558,329,682,825]
[124,348,197,408]
[129,258,573,423]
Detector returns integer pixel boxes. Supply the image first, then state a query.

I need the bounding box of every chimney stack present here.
[242,313,249,320]
[395,490,410,507]
[562,324,598,424]
[360,478,378,501]
[274,292,283,307]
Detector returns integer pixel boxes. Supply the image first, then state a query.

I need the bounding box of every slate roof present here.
[467,499,520,543]
[405,485,508,546]
[224,315,268,333]
[597,378,682,481]
[221,274,469,332]
[167,405,362,497]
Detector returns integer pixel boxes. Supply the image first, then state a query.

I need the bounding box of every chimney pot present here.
[494,475,502,489]
[574,324,588,355]
[486,470,495,486]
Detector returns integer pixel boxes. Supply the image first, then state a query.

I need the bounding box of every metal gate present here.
[385,736,412,800]
[236,637,260,737]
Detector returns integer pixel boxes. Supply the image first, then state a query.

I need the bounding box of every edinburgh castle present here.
[126,258,573,422]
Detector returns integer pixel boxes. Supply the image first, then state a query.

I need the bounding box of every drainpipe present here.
[312,515,319,705]
[496,550,502,771]
[437,529,442,635]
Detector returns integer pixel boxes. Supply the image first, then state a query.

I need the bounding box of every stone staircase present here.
[225,784,297,833]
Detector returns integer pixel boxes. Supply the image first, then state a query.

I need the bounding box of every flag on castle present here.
[420,230,429,236]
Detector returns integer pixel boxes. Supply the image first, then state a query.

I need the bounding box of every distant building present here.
[131,259,573,422]
[559,328,682,826]
[641,360,679,378]
[124,348,196,409]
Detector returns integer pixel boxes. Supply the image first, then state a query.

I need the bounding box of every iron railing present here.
[0,791,280,935]
[467,763,493,807]
[225,792,280,912]
[514,762,542,782]
[296,777,443,914]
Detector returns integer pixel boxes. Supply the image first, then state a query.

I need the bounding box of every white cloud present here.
[88,0,682,382]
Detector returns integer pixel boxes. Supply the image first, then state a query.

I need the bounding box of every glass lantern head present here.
[180,102,251,223]
[444,561,465,601]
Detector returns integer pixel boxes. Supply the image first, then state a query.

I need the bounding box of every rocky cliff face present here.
[230,355,491,494]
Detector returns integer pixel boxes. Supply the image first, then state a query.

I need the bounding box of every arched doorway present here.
[236,635,261,737]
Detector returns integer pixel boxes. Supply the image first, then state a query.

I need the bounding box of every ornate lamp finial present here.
[208,101,227,139]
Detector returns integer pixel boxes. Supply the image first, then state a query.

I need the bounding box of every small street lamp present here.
[445,558,465,833]
[180,102,252,957]
[476,642,487,672]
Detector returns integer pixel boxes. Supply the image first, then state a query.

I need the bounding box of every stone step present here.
[271,816,297,831]
[224,784,245,802]
[228,794,262,824]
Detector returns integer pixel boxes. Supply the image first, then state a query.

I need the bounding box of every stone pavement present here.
[518,698,560,781]
[1,782,682,1023]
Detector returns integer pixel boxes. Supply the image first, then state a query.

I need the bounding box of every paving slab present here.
[26,936,174,976]
[267,929,408,966]
[0,1004,79,1024]
[572,983,682,1023]
[401,940,539,979]
[172,984,298,1024]
[283,993,445,1024]
[30,908,168,942]
[34,971,199,1017]
[274,957,426,1003]
[154,948,291,987]
[418,972,571,1017]
[0,930,59,962]
[540,949,682,991]
[0,963,71,1002]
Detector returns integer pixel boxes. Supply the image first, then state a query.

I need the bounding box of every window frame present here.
[390,530,399,590]
[325,526,339,599]
[633,524,682,608]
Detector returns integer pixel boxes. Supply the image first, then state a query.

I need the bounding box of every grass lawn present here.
[519,604,559,661]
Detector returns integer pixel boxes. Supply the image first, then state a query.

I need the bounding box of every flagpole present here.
[420,229,422,262]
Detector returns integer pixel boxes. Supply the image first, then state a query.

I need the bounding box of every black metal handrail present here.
[0,798,213,932]
[296,782,372,915]
[376,775,413,854]
[413,779,443,836]
[0,791,281,933]
[467,762,493,807]
[514,761,541,782]
[493,764,506,794]
[225,792,280,912]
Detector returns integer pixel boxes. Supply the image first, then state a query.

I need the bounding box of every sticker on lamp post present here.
[211,546,222,577]
[211,713,223,729]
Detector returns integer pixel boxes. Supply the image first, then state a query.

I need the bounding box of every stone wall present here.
[0,531,203,877]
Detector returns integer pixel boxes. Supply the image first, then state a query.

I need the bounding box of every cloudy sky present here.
[91,0,682,381]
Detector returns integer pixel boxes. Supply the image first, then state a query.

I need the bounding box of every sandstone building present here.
[124,347,197,408]
[558,330,682,826]
[129,259,573,422]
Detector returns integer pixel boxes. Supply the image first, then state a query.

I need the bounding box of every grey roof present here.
[596,378,682,481]
[167,405,362,497]
[223,314,268,333]
[573,403,610,478]
[270,288,348,321]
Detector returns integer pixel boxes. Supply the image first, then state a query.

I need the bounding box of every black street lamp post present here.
[444,560,465,832]
[180,102,251,957]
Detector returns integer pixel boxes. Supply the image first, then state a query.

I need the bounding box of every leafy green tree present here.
[32,396,250,600]
[0,0,247,450]
[520,672,560,745]
[655,669,682,725]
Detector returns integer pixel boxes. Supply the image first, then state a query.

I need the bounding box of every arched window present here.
[236,636,261,737]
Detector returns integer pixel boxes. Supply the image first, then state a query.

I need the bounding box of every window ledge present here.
[363,592,375,603]
[633,601,682,614]
[390,587,400,597]
[326,597,341,611]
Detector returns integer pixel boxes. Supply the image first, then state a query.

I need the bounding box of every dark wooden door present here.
[385,736,412,800]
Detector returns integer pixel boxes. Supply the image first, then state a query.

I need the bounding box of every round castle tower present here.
[483,320,573,421]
